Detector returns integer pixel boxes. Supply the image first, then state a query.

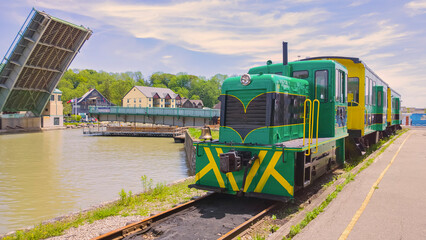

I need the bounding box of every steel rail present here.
[218,202,279,240]
[91,192,215,240]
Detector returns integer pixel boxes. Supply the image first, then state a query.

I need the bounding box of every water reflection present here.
[0,129,188,234]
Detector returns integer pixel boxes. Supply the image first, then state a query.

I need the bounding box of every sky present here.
[0,0,425,108]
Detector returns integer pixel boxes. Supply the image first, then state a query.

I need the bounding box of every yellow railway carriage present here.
[301,57,397,140]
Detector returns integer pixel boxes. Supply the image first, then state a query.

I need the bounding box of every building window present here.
[58,95,61,101]
[51,95,55,101]
[161,105,163,107]
[134,98,136,103]
[139,104,141,107]
[149,98,151,101]
[149,104,151,107]
[54,117,59,125]
[139,98,141,103]
[127,99,129,103]
[172,99,174,102]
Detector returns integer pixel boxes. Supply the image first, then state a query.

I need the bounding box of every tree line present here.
[57,69,228,114]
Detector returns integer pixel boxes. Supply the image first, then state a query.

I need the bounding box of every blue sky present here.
[0,0,425,107]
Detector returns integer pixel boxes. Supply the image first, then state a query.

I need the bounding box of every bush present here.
[71,115,81,122]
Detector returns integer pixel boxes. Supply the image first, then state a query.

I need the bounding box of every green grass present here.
[63,122,80,126]
[188,127,219,140]
[282,129,408,240]
[64,122,99,126]
[3,177,204,240]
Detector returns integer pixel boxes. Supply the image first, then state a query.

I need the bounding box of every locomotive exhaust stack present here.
[283,41,288,65]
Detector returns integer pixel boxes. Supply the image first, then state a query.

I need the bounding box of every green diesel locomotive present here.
[190,43,349,201]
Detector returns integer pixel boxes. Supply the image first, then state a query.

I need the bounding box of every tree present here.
[63,103,72,115]
[191,95,200,100]
[56,69,227,109]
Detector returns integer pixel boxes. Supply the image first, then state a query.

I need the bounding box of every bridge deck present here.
[89,106,220,118]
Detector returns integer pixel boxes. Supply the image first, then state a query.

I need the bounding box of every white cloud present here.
[405,0,426,15]
[349,0,370,7]
[33,0,328,55]
[27,0,424,107]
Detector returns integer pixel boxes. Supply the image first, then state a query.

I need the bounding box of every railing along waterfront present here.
[0,114,26,118]
[89,106,220,118]
[83,125,178,137]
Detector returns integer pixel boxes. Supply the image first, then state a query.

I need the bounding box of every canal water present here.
[0,129,189,234]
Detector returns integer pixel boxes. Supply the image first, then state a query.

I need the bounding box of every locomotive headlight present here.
[240,74,251,86]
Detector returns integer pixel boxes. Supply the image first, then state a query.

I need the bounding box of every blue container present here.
[411,113,426,126]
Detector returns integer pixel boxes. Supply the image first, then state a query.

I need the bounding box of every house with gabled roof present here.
[72,88,113,116]
[181,99,204,109]
[122,86,181,108]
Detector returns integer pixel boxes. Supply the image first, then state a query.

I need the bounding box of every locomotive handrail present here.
[311,99,320,154]
[303,99,320,156]
[303,99,312,155]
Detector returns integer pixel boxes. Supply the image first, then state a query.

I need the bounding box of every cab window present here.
[315,70,328,102]
[292,70,309,79]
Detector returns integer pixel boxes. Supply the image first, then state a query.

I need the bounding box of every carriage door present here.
[376,86,384,128]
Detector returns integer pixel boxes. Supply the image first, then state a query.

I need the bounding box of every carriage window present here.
[378,91,382,107]
[370,79,373,106]
[383,88,386,108]
[365,77,370,105]
[348,77,359,103]
[372,82,376,106]
[275,72,283,75]
[292,70,309,79]
[315,70,328,102]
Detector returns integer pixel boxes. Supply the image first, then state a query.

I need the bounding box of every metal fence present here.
[89,106,220,118]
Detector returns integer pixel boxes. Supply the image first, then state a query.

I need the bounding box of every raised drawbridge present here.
[0,8,92,116]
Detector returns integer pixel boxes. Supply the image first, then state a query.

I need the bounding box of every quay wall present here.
[0,117,41,131]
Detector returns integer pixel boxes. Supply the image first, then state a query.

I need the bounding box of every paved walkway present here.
[293,128,426,240]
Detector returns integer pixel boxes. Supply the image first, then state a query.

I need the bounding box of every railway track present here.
[92,193,279,240]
